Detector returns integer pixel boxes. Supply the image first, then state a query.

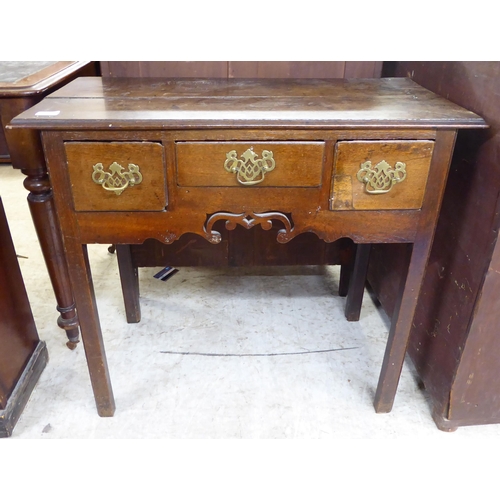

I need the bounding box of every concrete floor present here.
[2,165,500,440]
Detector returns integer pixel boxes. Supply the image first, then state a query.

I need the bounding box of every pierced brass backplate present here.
[356,160,407,194]
[224,148,275,185]
[91,162,143,195]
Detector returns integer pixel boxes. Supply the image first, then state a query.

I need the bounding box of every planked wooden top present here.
[8,77,487,130]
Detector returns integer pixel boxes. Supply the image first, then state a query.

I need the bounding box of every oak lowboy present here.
[9,77,486,417]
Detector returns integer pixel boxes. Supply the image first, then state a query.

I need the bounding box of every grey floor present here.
[2,165,500,439]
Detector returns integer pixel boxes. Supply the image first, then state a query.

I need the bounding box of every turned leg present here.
[115,244,141,323]
[344,244,371,321]
[22,172,80,348]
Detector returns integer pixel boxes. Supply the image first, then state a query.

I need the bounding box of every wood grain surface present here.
[64,141,167,211]
[176,141,325,187]
[332,140,434,210]
[9,78,486,131]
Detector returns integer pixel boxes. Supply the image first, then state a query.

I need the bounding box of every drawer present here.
[64,142,166,211]
[176,142,325,187]
[331,140,435,210]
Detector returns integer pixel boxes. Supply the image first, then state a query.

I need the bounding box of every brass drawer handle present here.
[224,148,275,185]
[91,162,143,195]
[356,160,407,194]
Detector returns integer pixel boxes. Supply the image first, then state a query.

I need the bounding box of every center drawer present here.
[176,142,325,187]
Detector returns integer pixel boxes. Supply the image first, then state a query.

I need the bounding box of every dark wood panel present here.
[0,198,39,409]
[100,61,228,78]
[228,61,346,78]
[99,61,141,77]
[226,227,352,267]
[0,342,47,437]
[345,61,383,78]
[99,61,383,79]
[130,231,353,268]
[0,125,9,163]
[130,234,229,268]
[450,229,500,422]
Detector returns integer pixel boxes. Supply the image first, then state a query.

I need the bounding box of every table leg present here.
[115,244,141,323]
[22,170,80,349]
[65,243,115,417]
[373,242,423,413]
[373,130,457,412]
[338,264,351,297]
[344,244,371,321]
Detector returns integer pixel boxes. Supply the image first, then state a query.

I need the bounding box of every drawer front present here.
[176,141,325,187]
[331,140,435,210]
[64,142,166,211]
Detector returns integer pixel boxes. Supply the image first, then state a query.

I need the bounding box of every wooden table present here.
[8,77,486,417]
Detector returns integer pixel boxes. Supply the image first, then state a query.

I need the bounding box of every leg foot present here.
[56,303,80,347]
[66,340,79,350]
[432,406,458,432]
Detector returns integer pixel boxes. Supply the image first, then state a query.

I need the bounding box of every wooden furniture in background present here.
[9,77,485,417]
[368,62,500,430]
[0,61,98,163]
[0,61,98,348]
[0,197,48,437]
